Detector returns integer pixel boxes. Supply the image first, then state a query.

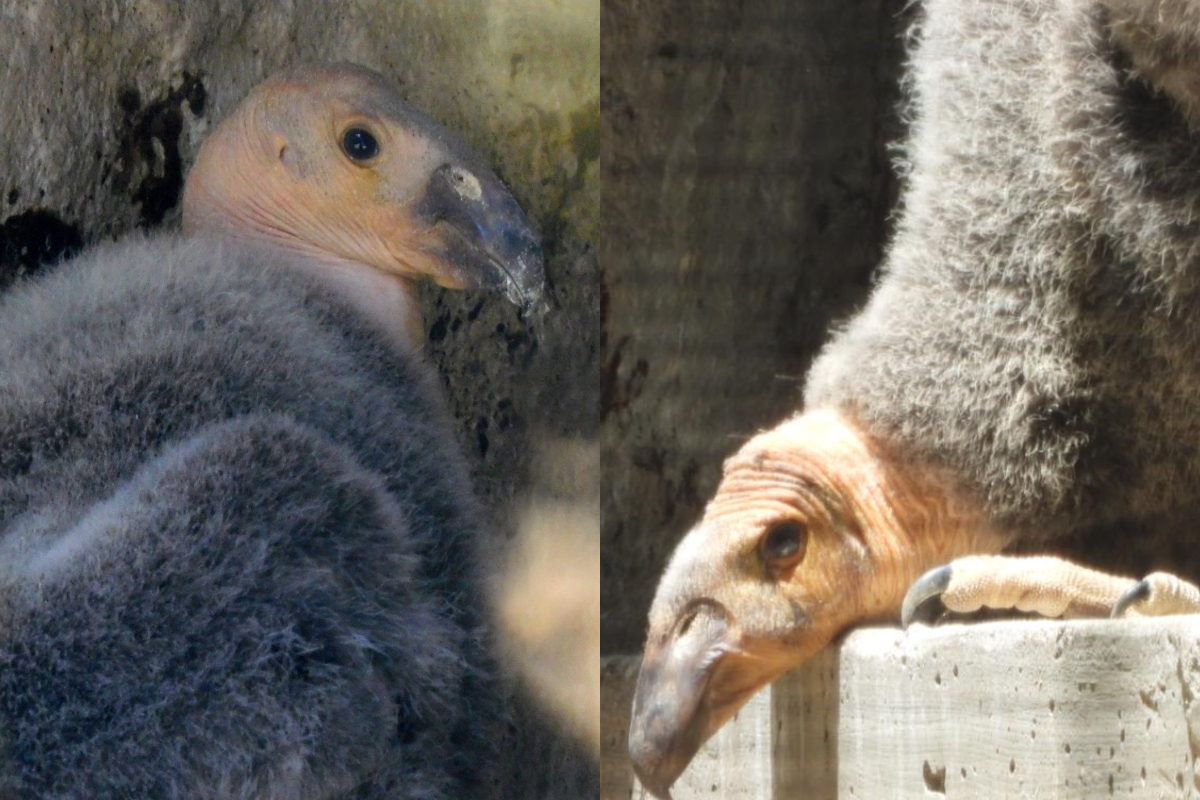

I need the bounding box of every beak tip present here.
[631,759,679,800]
[508,238,547,315]
[628,682,690,800]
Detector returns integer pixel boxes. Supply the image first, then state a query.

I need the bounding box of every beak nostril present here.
[673,600,727,642]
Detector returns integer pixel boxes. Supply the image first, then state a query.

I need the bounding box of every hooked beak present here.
[417,163,545,314]
[628,604,769,799]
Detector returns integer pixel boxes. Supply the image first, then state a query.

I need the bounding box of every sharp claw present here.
[1112,579,1151,618]
[901,565,954,628]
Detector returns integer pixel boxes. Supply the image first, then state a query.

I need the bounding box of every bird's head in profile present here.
[627,409,974,798]
[182,63,544,342]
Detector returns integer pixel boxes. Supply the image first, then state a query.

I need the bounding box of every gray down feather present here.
[0,234,497,799]
[805,0,1200,573]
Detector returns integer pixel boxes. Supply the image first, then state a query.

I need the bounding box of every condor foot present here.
[900,555,1200,627]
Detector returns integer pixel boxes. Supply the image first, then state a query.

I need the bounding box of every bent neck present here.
[792,408,1009,619]
[293,250,425,351]
[196,226,426,353]
[186,206,424,352]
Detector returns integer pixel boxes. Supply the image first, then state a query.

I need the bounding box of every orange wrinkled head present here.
[629,409,986,798]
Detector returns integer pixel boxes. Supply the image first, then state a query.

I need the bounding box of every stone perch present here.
[604,615,1200,798]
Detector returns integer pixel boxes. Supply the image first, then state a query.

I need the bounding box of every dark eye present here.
[342,127,379,162]
[761,521,807,566]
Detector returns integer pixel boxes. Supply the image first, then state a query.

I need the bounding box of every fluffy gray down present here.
[805,0,1200,571]
[0,235,497,798]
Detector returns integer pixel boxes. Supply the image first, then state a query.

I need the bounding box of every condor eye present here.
[342,127,379,162]
[761,520,807,567]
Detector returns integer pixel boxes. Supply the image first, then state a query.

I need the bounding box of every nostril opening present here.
[677,611,696,639]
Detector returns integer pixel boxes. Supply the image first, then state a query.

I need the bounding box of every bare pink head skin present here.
[629,410,1003,797]
[183,63,544,347]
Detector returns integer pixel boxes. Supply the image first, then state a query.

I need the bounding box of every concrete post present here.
[603,616,1200,799]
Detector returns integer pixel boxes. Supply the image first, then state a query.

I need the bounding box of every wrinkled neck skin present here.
[630,408,1010,799]
[710,408,1008,630]
[194,223,425,353]
[776,408,1007,622]
[293,248,425,352]
[240,233,426,353]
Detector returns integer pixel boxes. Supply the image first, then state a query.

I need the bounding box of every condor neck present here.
[794,408,1009,620]
[288,248,426,352]
[196,227,426,353]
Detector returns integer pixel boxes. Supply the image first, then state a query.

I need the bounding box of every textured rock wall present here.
[1,1,597,795]
[600,0,907,654]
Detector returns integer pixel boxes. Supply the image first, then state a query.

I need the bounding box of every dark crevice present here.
[0,209,83,288]
[114,72,208,227]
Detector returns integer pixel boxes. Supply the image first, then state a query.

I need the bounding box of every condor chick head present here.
[183,63,544,345]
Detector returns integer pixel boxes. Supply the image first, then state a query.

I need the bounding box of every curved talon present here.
[1111,579,1151,618]
[901,565,953,628]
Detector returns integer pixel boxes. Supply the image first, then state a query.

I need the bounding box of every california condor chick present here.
[0,64,542,798]
[629,0,1200,795]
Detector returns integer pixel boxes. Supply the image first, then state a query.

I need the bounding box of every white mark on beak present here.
[450,166,483,201]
